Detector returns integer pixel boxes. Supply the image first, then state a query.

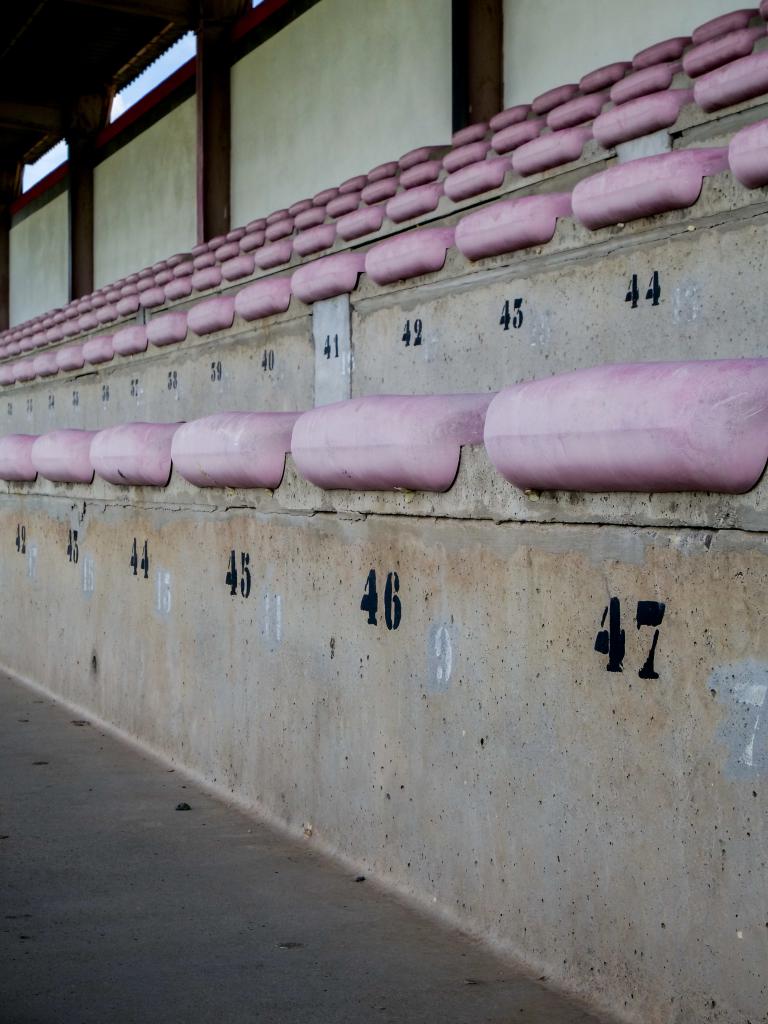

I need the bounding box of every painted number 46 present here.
[361,569,401,630]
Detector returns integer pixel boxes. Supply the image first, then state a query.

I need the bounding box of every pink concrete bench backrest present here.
[291,253,365,304]
[729,117,768,186]
[31,429,97,483]
[532,83,579,114]
[484,359,768,493]
[171,412,302,488]
[511,125,592,176]
[291,393,494,492]
[33,352,59,377]
[0,434,38,481]
[610,62,682,105]
[489,104,531,131]
[90,421,182,486]
[364,228,455,285]
[571,148,729,230]
[455,193,572,261]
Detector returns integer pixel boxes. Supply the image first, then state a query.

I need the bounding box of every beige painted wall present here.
[231,0,453,226]
[503,0,743,107]
[93,97,196,287]
[9,191,69,327]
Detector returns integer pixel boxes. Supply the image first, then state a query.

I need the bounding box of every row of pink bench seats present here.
[4,6,768,355]
[2,112,767,386]
[0,358,766,495]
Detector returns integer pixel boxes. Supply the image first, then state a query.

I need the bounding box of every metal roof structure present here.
[0,1,195,169]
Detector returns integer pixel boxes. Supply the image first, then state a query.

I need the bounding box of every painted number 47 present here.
[594,597,665,678]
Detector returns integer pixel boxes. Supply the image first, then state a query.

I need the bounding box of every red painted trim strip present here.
[10,163,68,216]
[231,0,292,43]
[96,57,196,148]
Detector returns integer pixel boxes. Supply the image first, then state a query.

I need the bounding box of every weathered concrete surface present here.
[0,496,766,1023]
[0,674,603,1024]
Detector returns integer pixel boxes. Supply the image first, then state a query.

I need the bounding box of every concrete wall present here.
[93,97,196,287]
[231,0,453,226]
[9,191,69,326]
[503,0,743,107]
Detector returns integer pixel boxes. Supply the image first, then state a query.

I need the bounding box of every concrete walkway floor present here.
[0,674,606,1024]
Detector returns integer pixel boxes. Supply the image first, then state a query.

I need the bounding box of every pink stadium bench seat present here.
[91,421,181,487]
[0,434,37,481]
[113,325,148,356]
[511,125,593,176]
[386,182,443,222]
[532,83,579,115]
[692,9,759,46]
[484,359,768,493]
[443,139,491,173]
[579,61,632,92]
[290,252,365,303]
[187,296,235,336]
[455,193,573,260]
[632,36,691,69]
[233,276,292,320]
[31,429,96,484]
[294,205,327,229]
[443,157,511,202]
[547,91,609,131]
[146,311,188,348]
[610,62,683,104]
[55,344,86,371]
[293,223,337,256]
[291,393,493,491]
[572,147,728,229]
[694,49,768,110]
[254,238,293,269]
[265,218,294,242]
[82,335,115,366]
[400,160,442,188]
[728,116,768,184]
[336,203,387,240]
[171,412,301,488]
[221,253,256,281]
[683,24,766,77]
[592,89,693,147]
[191,266,222,291]
[364,227,455,284]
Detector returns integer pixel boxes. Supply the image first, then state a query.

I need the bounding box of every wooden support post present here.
[197,4,242,243]
[65,90,112,300]
[452,0,503,130]
[0,161,21,330]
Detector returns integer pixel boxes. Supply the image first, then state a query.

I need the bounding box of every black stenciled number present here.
[210,361,222,382]
[595,597,665,678]
[626,271,661,309]
[130,538,149,579]
[261,350,275,371]
[15,523,26,554]
[225,550,252,598]
[636,600,665,679]
[402,319,423,347]
[240,552,251,598]
[360,569,378,625]
[130,377,140,397]
[101,383,110,403]
[645,270,661,307]
[48,393,54,410]
[384,571,401,631]
[67,529,79,564]
[323,334,339,359]
[361,569,401,630]
[7,402,12,416]
[226,550,238,595]
[72,391,79,408]
[167,370,178,391]
[26,398,33,414]
[500,299,523,330]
